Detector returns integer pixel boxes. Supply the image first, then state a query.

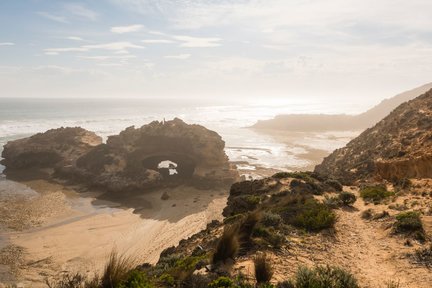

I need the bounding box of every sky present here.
[1,0,432,102]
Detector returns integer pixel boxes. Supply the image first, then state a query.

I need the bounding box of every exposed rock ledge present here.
[1,118,239,192]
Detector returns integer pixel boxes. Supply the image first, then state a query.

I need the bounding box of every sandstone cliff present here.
[315,89,432,184]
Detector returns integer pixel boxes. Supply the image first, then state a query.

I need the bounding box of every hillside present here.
[252,82,432,131]
[315,88,432,184]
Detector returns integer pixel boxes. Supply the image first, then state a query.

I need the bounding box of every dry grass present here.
[212,226,240,264]
[254,253,273,284]
[101,250,137,288]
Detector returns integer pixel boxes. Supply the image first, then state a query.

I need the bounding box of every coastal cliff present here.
[315,89,432,184]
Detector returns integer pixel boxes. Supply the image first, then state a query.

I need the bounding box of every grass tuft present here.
[254,254,274,284]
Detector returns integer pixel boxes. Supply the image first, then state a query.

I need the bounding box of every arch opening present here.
[141,153,196,180]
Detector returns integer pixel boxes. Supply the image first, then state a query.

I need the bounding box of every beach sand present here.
[0,179,227,287]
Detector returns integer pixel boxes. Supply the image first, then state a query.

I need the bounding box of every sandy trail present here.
[1,180,227,287]
[329,188,432,288]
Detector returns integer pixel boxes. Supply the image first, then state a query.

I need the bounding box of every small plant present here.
[385,280,401,288]
[262,212,282,227]
[323,195,341,209]
[45,273,86,288]
[361,209,373,220]
[212,226,240,264]
[412,244,432,267]
[360,186,393,204]
[254,254,274,284]
[208,276,236,288]
[324,179,343,192]
[338,192,356,206]
[282,198,336,232]
[101,250,136,288]
[118,270,153,288]
[393,211,424,239]
[294,265,359,288]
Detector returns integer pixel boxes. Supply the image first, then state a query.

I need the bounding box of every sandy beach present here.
[0,179,227,287]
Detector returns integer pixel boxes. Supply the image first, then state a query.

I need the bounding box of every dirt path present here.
[330,188,432,288]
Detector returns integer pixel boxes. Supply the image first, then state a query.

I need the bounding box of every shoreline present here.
[0,178,228,287]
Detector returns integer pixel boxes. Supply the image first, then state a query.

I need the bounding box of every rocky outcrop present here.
[1,127,102,170]
[1,119,239,192]
[315,89,432,184]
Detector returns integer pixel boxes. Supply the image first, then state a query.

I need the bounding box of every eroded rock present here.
[1,119,239,192]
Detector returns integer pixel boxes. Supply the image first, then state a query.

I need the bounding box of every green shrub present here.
[45,273,87,288]
[261,212,282,227]
[254,254,274,284]
[272,171,312,181]
[119,270,153,288]
[295,265,359,288]
[208,276,236,288]
[338,192,356,206]
[360,186,393,203]
[394,211,424,237]
[281,198,336,232]
[276,280,295,288]
[212,226,240,264]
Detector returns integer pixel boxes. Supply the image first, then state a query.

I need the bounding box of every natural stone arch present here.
[141,152,196,179]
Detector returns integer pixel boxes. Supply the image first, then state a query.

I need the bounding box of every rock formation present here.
[1,118,239,192]
[1,127,102,170]
[315,89,432,184]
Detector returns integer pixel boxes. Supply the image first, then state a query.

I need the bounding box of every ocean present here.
[0,97,364,177]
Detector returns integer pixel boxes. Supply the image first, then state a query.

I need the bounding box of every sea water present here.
[0,97,365,177]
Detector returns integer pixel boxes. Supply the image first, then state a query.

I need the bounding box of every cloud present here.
[78,55,137,60]
[83,42,144,50]
[36,11,68,23]
[0,42,15,46]
[65,3,99,21]
[44,42,144,55]
[173,36,221,47]
[111,24,144,34]
[66,36,84,41]
[164,54,191,59]
[141,39,175,44]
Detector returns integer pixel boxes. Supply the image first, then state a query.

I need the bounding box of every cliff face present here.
[315,89,432,184]
[1,118,239,192]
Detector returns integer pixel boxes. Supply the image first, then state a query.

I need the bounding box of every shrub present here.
[212,226,240,264]
[261,212,282,227]
[208,276,236,288]
[286,199,336,232]
[360,186,393,203]
[101,250,136,288]
[412,244,432,267]
[338,192,356,206]
[361,209,373,220]
[323,195,341,209]
[272,171,313,181]
[45,273,86,288]
[324,179,343,192]
[238,211,261,247]
[254,254,274,284]
[393,211,424,238]
[295,265,359,288]
[276,281,295,288]
[118,270,153,288]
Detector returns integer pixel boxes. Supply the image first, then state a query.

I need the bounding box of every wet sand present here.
[0,179,227,287]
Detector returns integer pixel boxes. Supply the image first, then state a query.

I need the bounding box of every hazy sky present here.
[1,0,432,102]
